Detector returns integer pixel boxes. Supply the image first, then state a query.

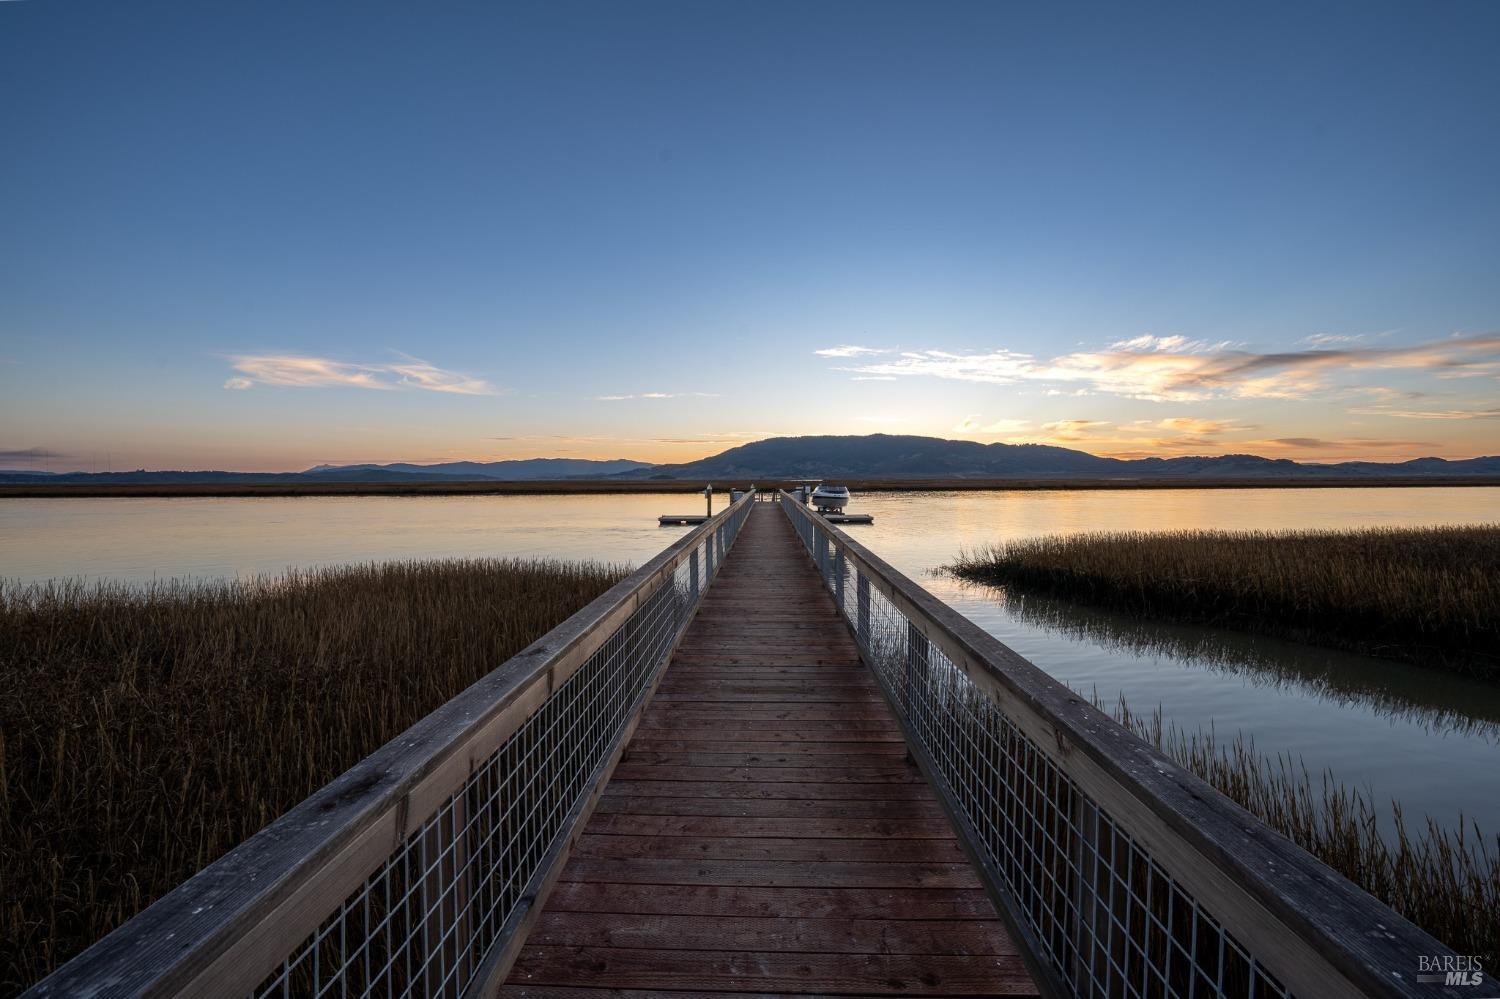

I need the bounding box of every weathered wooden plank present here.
[686,621,849,632]
[600,779,933,800]
[524,912,1014,956]
[594,796,947,820]
[497,988,814,999]
[649,691,885,703]
[654,679,878,693]
[627,726,905,742]
[644,693,882,705]
[624,739,909,755]
[506,946,1034,994]
[668,654,865,666]
[620,751,913,769]
[571,834,969,864]
[656,666,867,679]
[543,882,1000,920]
[609,763,924,783]
[557,858,985,889]
[639,707,901,722]
[631,720,903,734]
[585,813,956,839]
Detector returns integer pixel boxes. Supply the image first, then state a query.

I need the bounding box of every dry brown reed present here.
[0,559,625,993]
[1099,693,1499,967]
[950,525,1500,675]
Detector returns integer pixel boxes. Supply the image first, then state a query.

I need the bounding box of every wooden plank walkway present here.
[500,505,1037,997]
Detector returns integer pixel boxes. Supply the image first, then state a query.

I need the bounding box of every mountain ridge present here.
[614,434,1500,480]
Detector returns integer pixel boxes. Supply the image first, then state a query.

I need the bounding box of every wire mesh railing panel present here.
[778,493,1290,999]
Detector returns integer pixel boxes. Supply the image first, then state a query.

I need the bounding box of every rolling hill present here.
[618,434,1500,480]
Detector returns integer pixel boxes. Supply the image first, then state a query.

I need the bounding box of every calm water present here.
[4,486,1498,836]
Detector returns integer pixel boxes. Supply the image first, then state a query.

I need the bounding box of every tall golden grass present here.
[1099,693,1498,967]
[0,559,625,992]
[949,525,1500,674]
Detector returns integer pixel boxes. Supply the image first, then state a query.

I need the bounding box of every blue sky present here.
[2,0,1497,471]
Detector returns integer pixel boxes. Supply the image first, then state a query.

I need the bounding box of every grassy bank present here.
[949,525,1500,674]
[0,559,626,991]
[1098,693,1498,967]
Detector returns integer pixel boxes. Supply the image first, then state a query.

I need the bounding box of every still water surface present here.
[4,486,1498,837]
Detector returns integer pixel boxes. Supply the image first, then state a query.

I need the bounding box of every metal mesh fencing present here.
[780,493,1291,999]
[248,500,753,998]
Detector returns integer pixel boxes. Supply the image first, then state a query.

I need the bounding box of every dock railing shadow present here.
[777,490,1456,999]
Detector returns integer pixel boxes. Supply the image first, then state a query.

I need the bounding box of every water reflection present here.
[953,579,1500,742]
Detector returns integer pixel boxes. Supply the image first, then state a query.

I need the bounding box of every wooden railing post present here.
[689,549,699,602]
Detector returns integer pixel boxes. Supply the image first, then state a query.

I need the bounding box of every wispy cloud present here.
[814,345,888,358]
[953,414,1030,434]
[224,353,495,395]
[595,391,720,401]
[1299,332,1368,347]
[1349,406,1500,420]
[0,447,69,462]
[829,333,1500,403]
[1043,418,1110,441]
[652,430,783,445]
[1254,436,1440,451]
[384,357,495,394]
[1151,417,1255,436]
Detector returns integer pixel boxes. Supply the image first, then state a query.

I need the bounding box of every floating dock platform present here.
[658,514,711,525]
[822,512,873,524]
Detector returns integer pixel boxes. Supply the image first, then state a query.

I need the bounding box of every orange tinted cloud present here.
[830,333,1500,402]
[225,353,494,395]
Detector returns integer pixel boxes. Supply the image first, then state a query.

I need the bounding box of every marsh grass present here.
[1098,692,1499,966]
[0,559,626,992]
[949,525,1500,674]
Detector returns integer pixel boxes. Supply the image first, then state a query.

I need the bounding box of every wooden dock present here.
[502,505,1036,996]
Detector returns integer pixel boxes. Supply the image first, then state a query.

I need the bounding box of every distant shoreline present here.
[3,475,1498,499]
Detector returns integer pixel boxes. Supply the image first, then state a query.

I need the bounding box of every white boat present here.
[810,484,850,513]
